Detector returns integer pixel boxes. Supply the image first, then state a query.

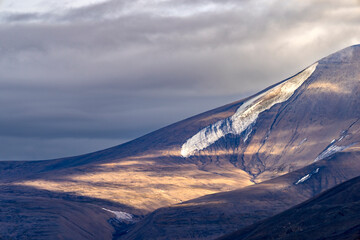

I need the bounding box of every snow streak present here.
[102,208,133,222]
[181,63,318,157]
[295,168,320,185]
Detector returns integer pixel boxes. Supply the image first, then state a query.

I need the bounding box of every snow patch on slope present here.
[181,63,318,158]
[298,138,308,146]
[243,122,255,143]
[102,208,133,222]
[314,143,357,162]
[295,168,319,185]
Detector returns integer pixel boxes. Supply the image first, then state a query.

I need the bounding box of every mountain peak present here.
[320,44,360,64]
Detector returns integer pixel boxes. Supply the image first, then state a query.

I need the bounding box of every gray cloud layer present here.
[0,0,360,160]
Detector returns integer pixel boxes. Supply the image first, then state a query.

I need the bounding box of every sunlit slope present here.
[121,144,360,240]
[0,93,256,213]
[183,45,360,184]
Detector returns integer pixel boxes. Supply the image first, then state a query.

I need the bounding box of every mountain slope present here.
[120,144,360,239]
[218,175,360,240]
[0,97,255,213]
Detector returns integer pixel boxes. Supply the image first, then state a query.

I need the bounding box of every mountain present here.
[218,175,360,240]
[0,45,360,239]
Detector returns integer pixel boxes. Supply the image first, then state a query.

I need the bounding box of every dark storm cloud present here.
[0,0,360,160]
[2,12,42,22]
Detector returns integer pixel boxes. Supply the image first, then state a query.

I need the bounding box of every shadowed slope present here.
[0,185,120,240]
[218,175,360,240]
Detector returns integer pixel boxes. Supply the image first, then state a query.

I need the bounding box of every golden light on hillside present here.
[13,156,253,212]
[308,82,351,94]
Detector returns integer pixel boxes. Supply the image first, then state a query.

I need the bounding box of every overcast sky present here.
[0,0,359,160]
